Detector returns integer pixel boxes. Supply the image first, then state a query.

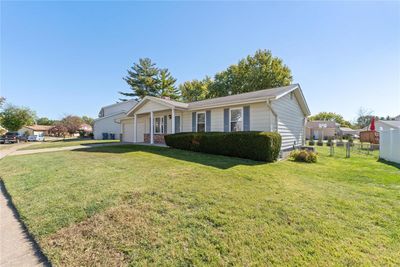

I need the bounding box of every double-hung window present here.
[230,108,243,132]
[154,117,164,134]
[197,112,206,132]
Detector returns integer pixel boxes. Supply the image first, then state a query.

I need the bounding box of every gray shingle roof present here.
[380,120,400,128]
[188,84,298,109]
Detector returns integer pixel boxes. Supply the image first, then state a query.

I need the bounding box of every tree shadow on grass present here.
[74,144,266,170]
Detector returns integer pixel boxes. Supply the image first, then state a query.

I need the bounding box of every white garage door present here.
[122,121,134,142]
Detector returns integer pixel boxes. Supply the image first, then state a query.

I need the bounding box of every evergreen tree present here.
[120,58,160,101]
[158,69,180,100]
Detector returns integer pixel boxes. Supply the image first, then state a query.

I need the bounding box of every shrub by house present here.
[164,131,281,162]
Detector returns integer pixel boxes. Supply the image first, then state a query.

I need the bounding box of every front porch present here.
[133,107,183,145]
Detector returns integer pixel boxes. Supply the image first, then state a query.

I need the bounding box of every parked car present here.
[0,132,23,144]
[28,133,45,142]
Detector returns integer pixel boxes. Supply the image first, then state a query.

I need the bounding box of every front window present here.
[154,117,164,134]
[230,108,242,132]
[197,113,205,132]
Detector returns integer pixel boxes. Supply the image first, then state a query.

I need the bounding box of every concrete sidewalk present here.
[0,143,49,267]
[10,142,131,156]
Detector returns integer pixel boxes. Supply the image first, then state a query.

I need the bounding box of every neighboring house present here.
[394,115,400,121]
[375,120,400,132]
[339,127,360,137]
[93,99,138,140]
[305,121,339,140]
[118,84,310,152]
[18,125,52,137]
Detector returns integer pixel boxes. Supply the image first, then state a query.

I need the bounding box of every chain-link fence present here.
[311,142,379,159]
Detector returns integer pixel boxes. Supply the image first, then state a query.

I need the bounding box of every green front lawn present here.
[18,138,119,150]
[1,145,399,266]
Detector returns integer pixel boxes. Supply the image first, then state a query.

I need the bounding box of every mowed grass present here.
[1,145,399,266]
[18,138,119,150]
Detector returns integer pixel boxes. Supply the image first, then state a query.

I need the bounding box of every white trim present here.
[171,108,175,134]
[133,114,137,143]
[94,111,126,122]
[229,107,244,132]
[150,111,154,144]
[196,112,206,132]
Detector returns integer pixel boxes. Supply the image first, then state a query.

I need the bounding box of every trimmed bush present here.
[308,140,315,146]
[290,150,318,163]
[164,131,282,162]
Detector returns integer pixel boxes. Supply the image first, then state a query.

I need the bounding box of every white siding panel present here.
[93,113,126,140]
[272,94,305,150]
[104,101,136,116]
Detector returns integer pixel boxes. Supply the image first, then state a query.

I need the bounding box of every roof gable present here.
[126,84,310,116]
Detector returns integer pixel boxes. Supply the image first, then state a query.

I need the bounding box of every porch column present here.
[171,108,175,134]
[133,114,137,143]
[150,111,154,144]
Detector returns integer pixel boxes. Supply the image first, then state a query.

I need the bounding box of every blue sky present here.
[1,1,399,121]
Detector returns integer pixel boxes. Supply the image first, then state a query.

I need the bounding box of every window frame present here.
[196,112,206,132]
[154,116,164,134]
[229,107,243,132]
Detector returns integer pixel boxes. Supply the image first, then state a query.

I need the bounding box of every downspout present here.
[266,99,278,132]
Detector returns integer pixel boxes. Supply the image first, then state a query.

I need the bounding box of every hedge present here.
[164,131,282,162]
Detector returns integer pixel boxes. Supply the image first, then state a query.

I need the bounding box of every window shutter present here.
[192,112,196,132]
[206,111,211,132]
[175,116,180,133]
[163,115,167,134]
[224,108,229,132]
[243,106,250,131]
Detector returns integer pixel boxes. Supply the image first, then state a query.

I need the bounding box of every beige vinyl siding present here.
[249,102,269,131]
[136,101,169,114]
[180,103,272,133]
[272,93,305,150]
[182,111,192,132]
[210,108,224,131]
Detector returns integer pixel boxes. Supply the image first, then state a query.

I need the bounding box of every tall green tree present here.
[309,112,352,128]
[0,105,36,131]
[81,115,94,126]
[120,58,162,101]
[179,77,211,102]
[158,69,180,100]
[207,50,292,98]
[36,117,54,125]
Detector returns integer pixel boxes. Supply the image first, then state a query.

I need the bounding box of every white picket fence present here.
[379,129,400,164]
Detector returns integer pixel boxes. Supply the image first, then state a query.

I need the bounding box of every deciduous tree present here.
[61,115,83,135]
[0,105,36,131]
[309,112,352,128]
[37,117,54,125]
[207,50,292,98]
[179,77,211,102]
